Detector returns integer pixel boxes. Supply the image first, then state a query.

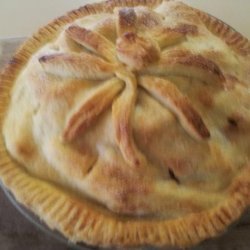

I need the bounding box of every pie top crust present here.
[0,0,250,248]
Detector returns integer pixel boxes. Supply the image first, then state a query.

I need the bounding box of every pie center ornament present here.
[1,0,250,248]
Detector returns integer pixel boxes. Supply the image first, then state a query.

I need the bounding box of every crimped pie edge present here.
[0,0,250,248]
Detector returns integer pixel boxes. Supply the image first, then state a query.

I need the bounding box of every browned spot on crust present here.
[136,8,162,28]
[116,32,160,70]
[178,54,224,81]
[66,25,99,51]
[179,99,210,139]
[197,90,214,108]
[172,23,198,35]
[14,142,34,158]
[93,164,151,214]
[117,7,137,35]
[122,31,137,42]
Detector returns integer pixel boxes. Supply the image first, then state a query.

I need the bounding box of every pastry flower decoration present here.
[39,7,225,168]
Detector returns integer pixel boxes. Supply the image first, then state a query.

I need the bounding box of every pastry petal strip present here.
[150,23,198,49]
[143,50,225,86]
[151,27,186,49]
[135,6,162,29]
[63,78,124,141]
[39,52,116,80]
[115,7,137,36]
[112,71,147,167]
[66,25,117,63]
[139,76,210,140]
[116,32,160,70]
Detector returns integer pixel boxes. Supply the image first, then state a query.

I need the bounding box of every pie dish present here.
[0,0,250,248]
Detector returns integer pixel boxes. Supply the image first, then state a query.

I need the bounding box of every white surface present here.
[0,0,249,39]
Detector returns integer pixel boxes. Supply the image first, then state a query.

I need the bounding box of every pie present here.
[0,0,250,248]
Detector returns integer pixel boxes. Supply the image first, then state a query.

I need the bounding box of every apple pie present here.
[0,0,250,248]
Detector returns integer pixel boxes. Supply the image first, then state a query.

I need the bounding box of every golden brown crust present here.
[63,78,124,141]
[66,25,117,62]
[151,27,186,49]
[39,52,116,80]
[173,23,198,35]
[144,49,226,86]
[0,0,250,249]
[139,76,210,140]
[116,32,160,70]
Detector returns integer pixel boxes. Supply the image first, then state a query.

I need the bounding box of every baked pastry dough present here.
[0,0,250,248]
